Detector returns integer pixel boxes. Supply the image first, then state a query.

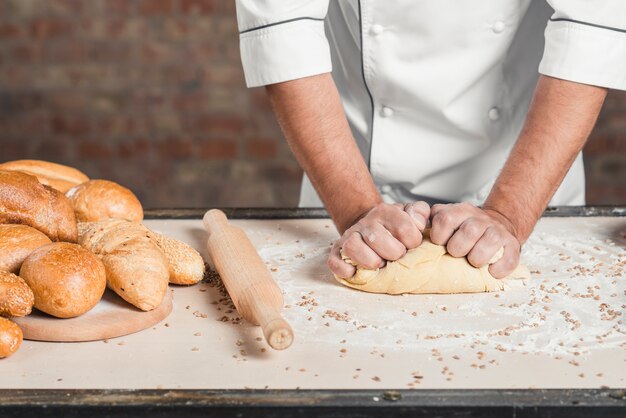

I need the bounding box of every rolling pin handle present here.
[249,297,294,350]
[263,316,294,351]
[203,209,228,236]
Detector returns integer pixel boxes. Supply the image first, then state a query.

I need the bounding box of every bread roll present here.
[0,159,89,193]
[0,224,52,273]
[66,179,143,222]
[79,220,168,311]
[20,242,106,318]
[0,170,78,242]
[0,271,35,317]
[0,317,22,358]
[153,233,205,285]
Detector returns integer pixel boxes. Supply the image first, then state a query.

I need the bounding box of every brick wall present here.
[0,0,624,208]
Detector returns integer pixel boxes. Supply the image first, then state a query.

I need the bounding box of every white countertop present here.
[2,216,625,390]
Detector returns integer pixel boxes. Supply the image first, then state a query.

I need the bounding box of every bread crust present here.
[79,220,168,311]
[66,180,143,222]
[153,233,205,285]
[20,242,106,318]
[0,317,22,358]
[0,270,35,317]
[0,224,52,273]
[0,170,78,242]
[0,160,89,193]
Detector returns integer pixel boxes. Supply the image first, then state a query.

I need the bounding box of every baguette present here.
[0,159,89,193]
[0,170,78,242]
[66,179,143,222]
[153,233,205,285]
[0,317,22,358]
[0,224,52,273]
[0,271,35,317]
[20,242,106,318]
[78,219,169,311]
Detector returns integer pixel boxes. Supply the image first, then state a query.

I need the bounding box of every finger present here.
[328,241,356,279]
[359,222,407,261]
[377,206,422,250]
[341,231,384,269]
[429,204,466,245]
[488,238,521,279]
[404,201,430,230]
[446,219,488,258]
[466,226,503,268]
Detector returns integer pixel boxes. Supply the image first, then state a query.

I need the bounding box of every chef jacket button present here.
[381,106,394,118]
[488,107,501,121]
[492,21,505,34]
[381,184,392,193]
[370,24,384,36]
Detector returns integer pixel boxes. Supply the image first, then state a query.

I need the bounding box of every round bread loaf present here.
[0,159,89,193]
[20,242,106,318]
[0,270,35,317]
[0,317,22,358]
[0,224,52,273]
[66,179,143,222]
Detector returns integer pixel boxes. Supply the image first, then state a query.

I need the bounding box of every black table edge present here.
[2,388,625,417]
[143,206,626,220]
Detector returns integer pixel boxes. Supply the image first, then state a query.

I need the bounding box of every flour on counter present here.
[248,218,625,358]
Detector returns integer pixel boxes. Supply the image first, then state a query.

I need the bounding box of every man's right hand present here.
[328,202,430,278]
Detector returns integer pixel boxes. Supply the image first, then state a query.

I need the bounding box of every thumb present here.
[404,201,430,231]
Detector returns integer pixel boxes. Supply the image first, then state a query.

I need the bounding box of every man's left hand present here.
[429,202,520,278]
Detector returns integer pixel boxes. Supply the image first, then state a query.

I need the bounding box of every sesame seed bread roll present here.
[0,271,35,318]
[153,233,205,285]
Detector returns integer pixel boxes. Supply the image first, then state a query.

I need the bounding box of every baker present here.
[235,1,625,280]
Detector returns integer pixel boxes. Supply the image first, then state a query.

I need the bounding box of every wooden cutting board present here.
[12,289,173,342]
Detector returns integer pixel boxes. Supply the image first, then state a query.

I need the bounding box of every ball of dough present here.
[66,179,143,222]
[0,317,23,358]
[336,234,529,295]
[20,242,106,318]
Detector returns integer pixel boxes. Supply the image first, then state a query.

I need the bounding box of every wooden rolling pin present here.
[203,209,294,350]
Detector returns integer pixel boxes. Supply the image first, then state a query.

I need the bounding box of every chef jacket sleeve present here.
[235,1,331,87]
[540,0,626,90]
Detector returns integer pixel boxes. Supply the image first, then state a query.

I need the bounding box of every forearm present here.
[484,75,607,243]
[266,73,381,233]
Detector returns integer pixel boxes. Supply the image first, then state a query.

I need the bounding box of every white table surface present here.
[2,216,625,390]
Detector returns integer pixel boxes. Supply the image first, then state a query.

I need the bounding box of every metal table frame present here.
[4,206,625,418]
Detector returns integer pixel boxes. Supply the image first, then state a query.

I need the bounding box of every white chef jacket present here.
[236,1,626,207]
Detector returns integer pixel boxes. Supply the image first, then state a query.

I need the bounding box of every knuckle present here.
[395,221,415,242]
[341,236,360,254]
[433,211,452,228]
[460,220,482,237]
[482,228,501,245]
